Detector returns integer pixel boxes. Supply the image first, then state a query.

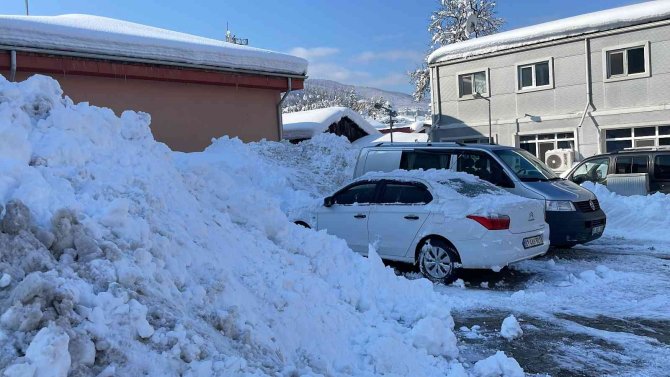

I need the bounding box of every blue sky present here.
[4,0,645,93]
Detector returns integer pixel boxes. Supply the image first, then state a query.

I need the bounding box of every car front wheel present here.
[417,239,459,284]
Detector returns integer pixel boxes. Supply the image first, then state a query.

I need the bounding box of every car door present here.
[569,157,611,185]
[652,154,670,193]
[316,181,379,254]
[367,180,432,259]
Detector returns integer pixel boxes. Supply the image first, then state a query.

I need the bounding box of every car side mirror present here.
[324,196,334,207]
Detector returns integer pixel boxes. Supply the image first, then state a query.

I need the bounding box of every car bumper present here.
[546,209,606,246]
[456,228,550,269]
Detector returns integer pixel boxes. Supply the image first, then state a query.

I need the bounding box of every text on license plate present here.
[592,225,605,235]
[523,235,544,249]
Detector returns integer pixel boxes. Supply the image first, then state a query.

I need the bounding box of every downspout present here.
[9,50,17,82]
[577,37,596,156]
[433,66,442,141]
[276,77,292,141]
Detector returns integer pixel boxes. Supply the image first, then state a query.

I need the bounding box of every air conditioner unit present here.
[545,149,574,172]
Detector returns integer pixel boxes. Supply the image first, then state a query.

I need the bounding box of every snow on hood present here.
[282,106,380,140]
[0,14,307,75]
[428,1,670,64]
[0,74,493,376]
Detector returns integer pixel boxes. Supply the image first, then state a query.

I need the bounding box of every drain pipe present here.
[576,37,596,156]
[9,50,17,82]
[276,77,292,141]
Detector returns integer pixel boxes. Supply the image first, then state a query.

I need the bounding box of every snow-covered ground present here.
[1,73,669,377]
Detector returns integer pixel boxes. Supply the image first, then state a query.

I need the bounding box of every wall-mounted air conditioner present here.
[545,149,574,172]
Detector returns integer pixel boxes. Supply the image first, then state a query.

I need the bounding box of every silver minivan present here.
[353,143,607,247]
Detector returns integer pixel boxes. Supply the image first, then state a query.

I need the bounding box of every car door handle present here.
[354,214,366,219]
[404,215,420,220]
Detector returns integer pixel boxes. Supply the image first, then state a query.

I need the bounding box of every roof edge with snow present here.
[282,107,381,140]
[428,1,670,64]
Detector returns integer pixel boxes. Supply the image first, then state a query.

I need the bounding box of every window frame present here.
[603,125,670,152]
[377,180,433,206]
[602,41,650,82]
[456,68,490,100]
[517,131,576,161]
[514,57,555,93]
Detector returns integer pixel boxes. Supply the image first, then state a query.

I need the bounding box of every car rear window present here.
[655,155,670,180]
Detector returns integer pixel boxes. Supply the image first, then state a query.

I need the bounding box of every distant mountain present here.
[306,79,429,111]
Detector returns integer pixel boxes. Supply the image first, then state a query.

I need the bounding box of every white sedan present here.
[292,171,550,283]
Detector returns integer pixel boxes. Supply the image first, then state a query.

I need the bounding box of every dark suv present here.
[565,148,670,194]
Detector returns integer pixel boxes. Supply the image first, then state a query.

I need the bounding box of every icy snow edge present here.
[282,106,381,140]
[0,14,307,75]
[428,1,670,64]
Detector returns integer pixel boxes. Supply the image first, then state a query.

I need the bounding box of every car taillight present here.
[466,214,510,230]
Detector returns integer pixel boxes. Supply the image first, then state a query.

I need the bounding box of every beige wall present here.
[4,71,280,152]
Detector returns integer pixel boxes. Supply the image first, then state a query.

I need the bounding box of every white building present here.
[428,1,670,166]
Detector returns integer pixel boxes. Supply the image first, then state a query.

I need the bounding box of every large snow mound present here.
[282,106,380,140]
[0,74,484,376]
[582,182,670,243]
[0,14,307,75]
[428,1,670,63]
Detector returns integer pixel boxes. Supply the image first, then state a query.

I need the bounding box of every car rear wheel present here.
[417,239,459,284]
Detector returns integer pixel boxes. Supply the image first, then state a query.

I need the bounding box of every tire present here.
[417,239,460,284]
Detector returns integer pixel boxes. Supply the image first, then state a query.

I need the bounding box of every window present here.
[458,71,487,97]
[655,155,670,180]
[379,182,432,205]
[604,126,670,152]
[456,152,513,187]
[519,132,575,162]
[334,183,377,205]
[604,43,649,80]
[517,60,552,91]
[614,156,649,174]
[400,151,451,171]
[494,149,559,182]
[571,157,610,184]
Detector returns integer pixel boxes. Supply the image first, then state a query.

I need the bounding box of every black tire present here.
[417,238,460,284]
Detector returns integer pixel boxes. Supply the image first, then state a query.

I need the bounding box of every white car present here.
[293,170,550,283]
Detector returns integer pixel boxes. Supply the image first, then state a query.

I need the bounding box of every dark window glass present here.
[473,72,487,94]
[632,156,649,173]
[606,128,632,139]
[634,127,655,137]
[538,142,555,163]
[660,138,670,146]
[609,51,625,76]
[520,135,536,142]
[400,151,451,170]
[520,66,533,88]
[456,153,510,186]
[659,126,670,135]
[379,183,432,205]
[615,156,632,174]
[557,140,574,149]
[606,140,632,152]
[538,133,554,140]
[334,183,377,205]
[557,132,574,139]
[520,143,537,156]
[627,47,646,74]
[535,62,550,86]
[460,74,473,96]
[655,155,670,180]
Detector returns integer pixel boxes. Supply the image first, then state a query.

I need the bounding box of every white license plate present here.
[592,225,605,235]
[523,235,544,249]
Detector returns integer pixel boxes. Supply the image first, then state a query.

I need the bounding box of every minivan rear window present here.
[655,155,670,180]
[400,150,451,170]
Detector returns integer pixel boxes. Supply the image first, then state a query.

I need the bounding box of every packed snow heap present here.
[0,74,526,376]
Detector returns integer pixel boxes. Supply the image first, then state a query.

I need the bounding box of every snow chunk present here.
[0,273,11,288]
[472,351,524,377]
[0,14,307,75]
[429,2,670,64]
[411,316,459,358]
[500,315,523,341]
[7,325,72,377]
[282,106,380,140]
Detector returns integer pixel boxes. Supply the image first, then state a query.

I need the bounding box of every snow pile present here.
[499,315,522,341]
[0,14,307,75]
[0,74,497,376]
[582,182,670,242]
[282,106,380,140]
[428,1,670,63]
[471,352,524,377]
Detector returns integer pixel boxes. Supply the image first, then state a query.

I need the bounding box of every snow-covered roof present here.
[282,107,380,140]
[428,1,670,64]
[0,14,307,75]
[352,131,429,147]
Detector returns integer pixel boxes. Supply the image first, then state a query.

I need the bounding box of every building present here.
[282,107,380,143]
[0,14,306,152]
[428,1,670,165]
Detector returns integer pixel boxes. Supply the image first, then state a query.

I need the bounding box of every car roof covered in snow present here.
[0,14,307,75]
[282,107,380,140]
[428,1,670,64]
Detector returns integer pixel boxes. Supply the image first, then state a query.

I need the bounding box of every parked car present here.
[564,147,670,195]
[292,171,549,283]
[353,143,606,247]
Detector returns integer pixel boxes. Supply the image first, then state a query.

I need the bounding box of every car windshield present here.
[494,149,560,182]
